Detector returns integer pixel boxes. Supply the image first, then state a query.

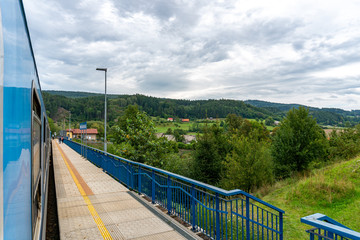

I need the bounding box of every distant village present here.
[60,117,198,144]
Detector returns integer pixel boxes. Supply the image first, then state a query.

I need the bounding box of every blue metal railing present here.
[65,139,284,240]
[301,213,360,240]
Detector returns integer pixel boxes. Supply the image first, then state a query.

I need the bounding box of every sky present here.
[23,0,360,110]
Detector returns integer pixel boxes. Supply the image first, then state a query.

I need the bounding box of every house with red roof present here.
[66,128,99,140]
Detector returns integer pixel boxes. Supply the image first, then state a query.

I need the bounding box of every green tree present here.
[272,107,328,177]
[225,114,270,141]
[111,105,176,167]
[193,124,230,185]
[87,121,105,138]
[47,117,60,134]
[221,133,274,192]
[173,129,185,143]
[165,128,173,135]
[265,116,274,126]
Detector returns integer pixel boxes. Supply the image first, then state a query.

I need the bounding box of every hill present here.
[245,99,360,125]
[43,90,360,126]
[261,156,360,239]
[43,91,277,123]
[45,90,103,98]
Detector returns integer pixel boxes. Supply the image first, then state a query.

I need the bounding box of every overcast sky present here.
[23,0,360,110]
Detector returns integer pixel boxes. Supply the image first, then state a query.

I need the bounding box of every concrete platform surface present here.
[53,141,194,240]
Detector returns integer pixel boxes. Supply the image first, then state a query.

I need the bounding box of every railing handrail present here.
[69,139,284,213]
[301,213,360,240]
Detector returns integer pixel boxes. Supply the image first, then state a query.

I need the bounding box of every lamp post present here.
[96,68,107,152]
[69,111,71,139]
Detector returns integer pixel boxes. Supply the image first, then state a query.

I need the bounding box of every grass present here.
[154,119,275,133]
[154,121,207,133]
[260,156,360,239]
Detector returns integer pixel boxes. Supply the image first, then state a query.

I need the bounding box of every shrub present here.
[329,125,360,160]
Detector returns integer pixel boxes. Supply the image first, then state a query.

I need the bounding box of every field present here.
[154,120,210,134]
[154,118,275,133]
[260,156,360,239]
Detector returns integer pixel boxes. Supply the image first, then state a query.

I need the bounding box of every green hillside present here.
[43,90,360,126]
[261,156,360,239]
[245,99,360,125]
[43,91,277,123]
[45,90,103,98]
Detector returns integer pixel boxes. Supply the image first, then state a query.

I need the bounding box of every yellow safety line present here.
[55,141,113,240]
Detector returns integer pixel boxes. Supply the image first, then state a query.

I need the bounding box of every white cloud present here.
[22,0,360,110]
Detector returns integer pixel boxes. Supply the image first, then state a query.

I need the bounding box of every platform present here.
[52,141,195,240]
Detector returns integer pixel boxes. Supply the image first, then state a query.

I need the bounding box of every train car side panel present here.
[1,0,38,238]
[0,4,4,239]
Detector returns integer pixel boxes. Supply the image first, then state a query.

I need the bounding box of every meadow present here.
[260,156,360,239]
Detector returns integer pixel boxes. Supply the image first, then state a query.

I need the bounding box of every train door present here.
[32,87,42,239]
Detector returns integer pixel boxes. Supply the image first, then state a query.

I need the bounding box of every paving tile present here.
[58,205,90,219]
[53,142,188,240]
[59,214,98,233]
[88,192,133,204]
[131,230,187,240]
[106,208,155,223]
[116,217,174,239]
[61,226,103,240]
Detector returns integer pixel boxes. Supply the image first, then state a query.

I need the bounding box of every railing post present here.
[127,162,130,187]
[101,154,104,171]
[279,212,283,240]
[327,230,334,239]
[191,184,196,231]
[130,164,134,189]
[167,176,172,214]
[152,170,155,204]
[138,166,142,194]
[216,193,220,240]
[246,196,250,240]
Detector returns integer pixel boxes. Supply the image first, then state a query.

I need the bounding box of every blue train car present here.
[0,0,51,239]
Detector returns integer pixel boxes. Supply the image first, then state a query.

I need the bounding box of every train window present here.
[33,91,41,118]
[32,87,42,237]
[32,116,41,188]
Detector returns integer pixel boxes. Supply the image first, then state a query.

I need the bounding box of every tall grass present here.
[261,156,360,239]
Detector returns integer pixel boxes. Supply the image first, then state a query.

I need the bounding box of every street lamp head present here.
[96,68,107,72]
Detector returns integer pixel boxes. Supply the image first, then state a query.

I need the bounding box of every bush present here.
[162,153,194,178]
[329,125,360,160]
[177,142,195,150]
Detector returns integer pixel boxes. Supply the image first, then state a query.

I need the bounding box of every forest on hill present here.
[43,90,360,127]
[43,91,275,123]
